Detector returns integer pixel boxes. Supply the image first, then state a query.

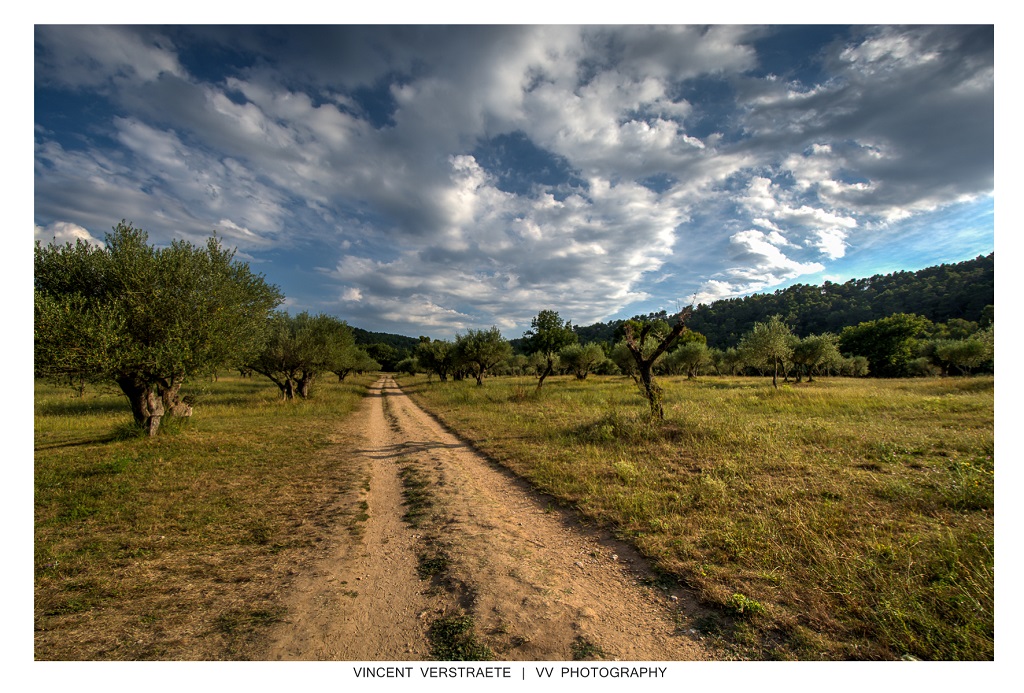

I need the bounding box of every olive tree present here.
[559,343,605,380]
[247,311,357,399]
[739,315,794,389]
[523,310,577,388]
[790,333,841,382]
[839,355,870,377]
[715,347,746,376]
[662,338,710,379]
[610,340,639,377]
[622,307,693,419]
[34,221,283,435]
[455,327,513,386]
[333,347,380,382]
[416,337,457,381]
[935,337,990,376]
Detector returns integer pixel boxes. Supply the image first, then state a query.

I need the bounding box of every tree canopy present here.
[35,220,283,434]
[455,327,513,386]
[566,255,993,352]
[416,337,457,381]
[839,313,932,378]
[687,254,993,348]
[247,311,361,399]
[739,315,794,388]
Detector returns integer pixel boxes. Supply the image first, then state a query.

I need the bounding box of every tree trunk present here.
[772,361,779,389]
[116,375,164,436]
[475,366,485,386]
[636,364,664,419]
[158,378,193,418]
[536,358,553,389]
[271,375,294,399]
[296,373,314,399]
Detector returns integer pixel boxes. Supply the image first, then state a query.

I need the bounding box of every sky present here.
[33,23,994,339]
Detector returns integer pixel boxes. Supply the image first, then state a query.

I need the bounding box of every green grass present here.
[399,373,994,661]
[427,614,494,660]
[34,372,376,660]
[398,463,434,528]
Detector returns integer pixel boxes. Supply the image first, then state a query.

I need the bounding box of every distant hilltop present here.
[571,254,993,349]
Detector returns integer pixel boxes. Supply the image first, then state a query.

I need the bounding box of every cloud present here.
[325,157,683,334]
[34,221,103,247]
[35,26,184,89]
[33,25,993,336]
[812,228,850,260]
[741,26,992,218]
[691,229,826,304]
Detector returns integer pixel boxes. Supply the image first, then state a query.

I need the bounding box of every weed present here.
[399,464,433,527]
[417,552,452,580]
[725,593,766,617]
[427,615,493,660]
[694,615,722,635]
[508,383,539,403]
[941,456,994,511]
[246,520,274,545]
[570,635,607,660]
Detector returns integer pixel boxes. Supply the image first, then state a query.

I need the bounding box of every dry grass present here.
[34,373,376,660]
[399,374,994,661]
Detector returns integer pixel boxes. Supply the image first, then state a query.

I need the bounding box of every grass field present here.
[398,373,994,661]
[34,373,376,660]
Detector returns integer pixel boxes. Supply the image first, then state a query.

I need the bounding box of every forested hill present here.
[575,253,994,349]
[351,327,419,352]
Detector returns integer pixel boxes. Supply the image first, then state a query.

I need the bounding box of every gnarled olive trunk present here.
[296,372,315,399]
[116,375,164,436]
[158,378,193,418]
[272,375,296,399]
[634,363,664,420]
[623,307,693,421]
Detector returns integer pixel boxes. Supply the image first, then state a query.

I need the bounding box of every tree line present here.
[35,222,995,432]
[572,253,993,349]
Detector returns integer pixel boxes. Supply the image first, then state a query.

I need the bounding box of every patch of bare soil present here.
[265,376,722,660]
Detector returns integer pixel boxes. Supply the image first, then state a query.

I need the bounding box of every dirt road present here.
[266,376,718,660]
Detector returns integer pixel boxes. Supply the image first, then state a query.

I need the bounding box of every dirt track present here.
[266,376,718,660]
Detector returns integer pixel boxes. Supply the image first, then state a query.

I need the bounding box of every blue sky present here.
[34,24,994,338]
